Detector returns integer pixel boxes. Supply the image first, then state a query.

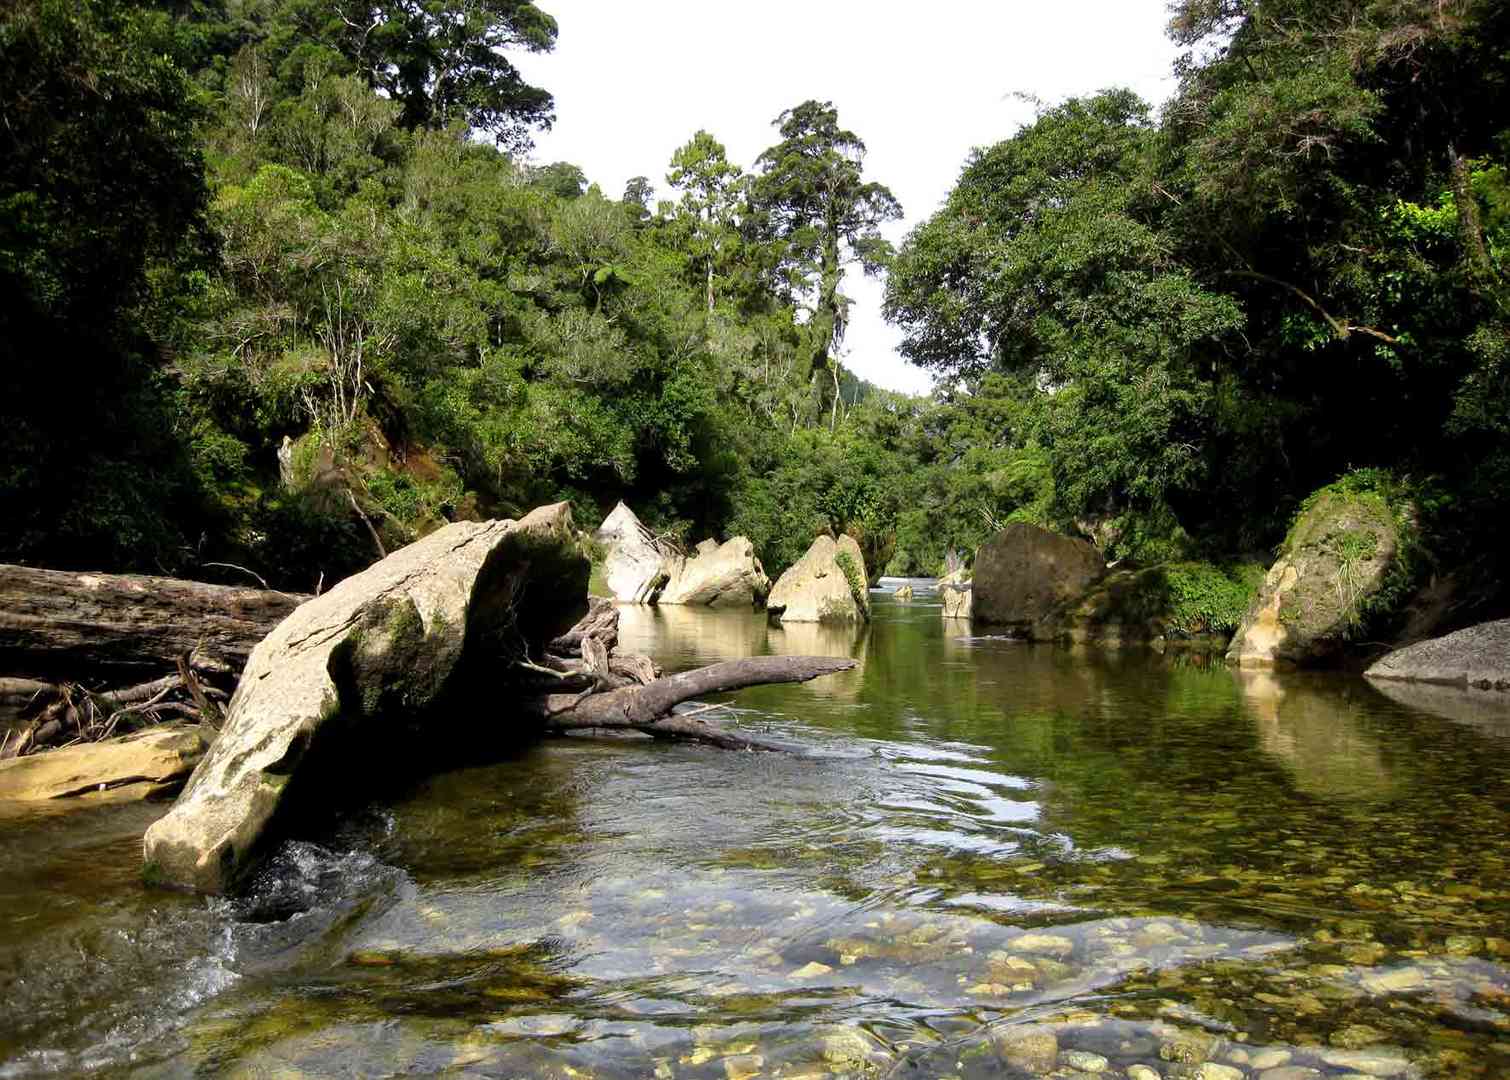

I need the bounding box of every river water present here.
[2,584,1508,1078]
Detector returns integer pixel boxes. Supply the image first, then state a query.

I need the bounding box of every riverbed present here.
[1,584,1507,1078]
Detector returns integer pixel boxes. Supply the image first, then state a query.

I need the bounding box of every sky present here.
[514,2,1183,396]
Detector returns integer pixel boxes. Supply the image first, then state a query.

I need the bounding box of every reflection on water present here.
[1239,669,1399,800]
[1,595,1507,1077]
[1367,676,1510,734]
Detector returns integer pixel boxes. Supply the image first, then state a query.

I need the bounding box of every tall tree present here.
[666,130,744,311]
[233,0,558,150]
[752,101,901,425]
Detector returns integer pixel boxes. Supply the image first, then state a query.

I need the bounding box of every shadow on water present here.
[1,593,1507,1077]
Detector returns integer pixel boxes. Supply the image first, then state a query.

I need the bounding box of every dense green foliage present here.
[2,0,1506,618]
[886,0,1509,611]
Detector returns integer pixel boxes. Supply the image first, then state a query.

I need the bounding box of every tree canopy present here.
[1,0,1506,621]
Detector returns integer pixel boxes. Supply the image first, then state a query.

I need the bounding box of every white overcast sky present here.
[515,2,1182,396]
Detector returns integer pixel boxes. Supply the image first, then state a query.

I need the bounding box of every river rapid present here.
[1,584,1507,1078]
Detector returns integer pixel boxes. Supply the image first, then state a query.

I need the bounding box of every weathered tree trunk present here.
[0,564,308,679]
[527,655,856,750]
[1449,144,1496,293]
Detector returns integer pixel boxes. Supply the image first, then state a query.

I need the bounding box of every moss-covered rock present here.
[1228,475,1414,667]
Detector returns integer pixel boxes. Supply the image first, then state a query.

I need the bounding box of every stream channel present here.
[1,583,1507,1078]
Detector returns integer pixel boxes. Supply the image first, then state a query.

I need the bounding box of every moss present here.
[835,549,869,616]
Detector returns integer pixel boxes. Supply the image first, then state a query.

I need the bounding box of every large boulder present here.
[971,524,1105,630]
[0,727,207,804]
[143,505,585,894]
[938,568,972,620]
[659,537,771,608]
[767,535,870,624]
[1228,488,1404,667]
[1365,618,1510,690]
[595,502,671,604]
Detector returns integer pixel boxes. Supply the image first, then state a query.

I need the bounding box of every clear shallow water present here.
[2,587,1508,1078]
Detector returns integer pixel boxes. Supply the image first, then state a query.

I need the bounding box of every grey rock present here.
[595,502,671,604]
[939,567,973,620]
[1063,1049,1110,1072]
[659,537,771,609]
[1365,618,1510,690]
[992,1025,1058,1073]
[1318,1049,1411,1076]
[143,505,585,893]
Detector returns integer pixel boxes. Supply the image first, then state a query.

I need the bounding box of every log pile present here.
[516,597,853,751]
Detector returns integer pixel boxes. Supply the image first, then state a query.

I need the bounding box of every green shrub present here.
[1165,560,1266,635]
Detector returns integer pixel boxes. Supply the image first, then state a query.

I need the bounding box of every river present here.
[1,583,1507,1078]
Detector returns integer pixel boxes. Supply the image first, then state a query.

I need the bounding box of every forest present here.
[2,0,1507,627]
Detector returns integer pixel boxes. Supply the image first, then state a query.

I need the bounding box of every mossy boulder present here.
[767,535,870,624]
[143,504,586,894]
[1228,482,1410,667]
[972,524,1105,631]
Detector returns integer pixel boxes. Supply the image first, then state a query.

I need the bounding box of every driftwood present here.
[0,659,237,759]
[0,564,308,679]
[521,599,853,751]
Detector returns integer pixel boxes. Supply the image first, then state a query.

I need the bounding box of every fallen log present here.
[527,654,856,750]
[0,564,308,679]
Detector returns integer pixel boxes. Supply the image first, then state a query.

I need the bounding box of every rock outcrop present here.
[0,727,207,803]
[595,502,671,604]
[1365,618,1510,690]
[143,504,585,894]
[971,524,1104,631]
[894,583,915,602]
[767,536,870,624]
[1228,488,1404,667]
[659,537,771,608]
[939,568,972,620]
